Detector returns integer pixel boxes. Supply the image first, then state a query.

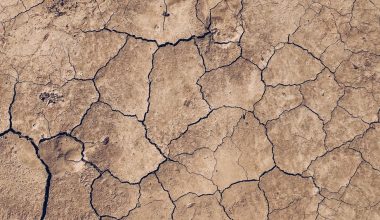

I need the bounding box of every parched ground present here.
[0,0,379,219]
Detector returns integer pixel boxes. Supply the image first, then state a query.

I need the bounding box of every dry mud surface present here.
[0,0,380,219]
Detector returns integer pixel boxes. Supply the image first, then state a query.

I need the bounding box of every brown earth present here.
[0,0,379,219]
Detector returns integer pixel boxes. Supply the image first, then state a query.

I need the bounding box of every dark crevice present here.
[140,47,169,159]
[162,0,169,31]
[5,129,52,220]
[154,173,176,220]
[87,27,213,49]
[5,0,45,23]
[194,40,212,110]
[89,172,102,217]
[7,73,19,130]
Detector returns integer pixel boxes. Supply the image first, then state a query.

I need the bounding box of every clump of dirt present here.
[47,0,77,16]
[39,92,63,104]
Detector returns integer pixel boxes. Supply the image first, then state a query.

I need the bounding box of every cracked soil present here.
[0,0,380,219]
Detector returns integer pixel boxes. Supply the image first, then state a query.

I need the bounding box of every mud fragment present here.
[145,41,209,147]
[263,44,324,86]
[259,168,323,220]
[173,193,229,220]
[167,107,244,156]
[96,38,157,120]
[156,161,217,200]
[267,106,326,174]
[301,69,344,122]
[39,136,98,219]
[73,103,164,183]
[305,147,362,192]
[351,124,380,170]
[209,0,243,42]
[0,133,47,219]
[213,113,274,189]
[195,35,241,71]
[339,87,380,123]
[325,107,369,150]
[199,58,264,110]
[126,175,174,220]
[241,0,309,69]
[12,80,98,142]
[221,181,268,220]
[91,172,140,219]
[254,85,303,123]
[107,0,206,44]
